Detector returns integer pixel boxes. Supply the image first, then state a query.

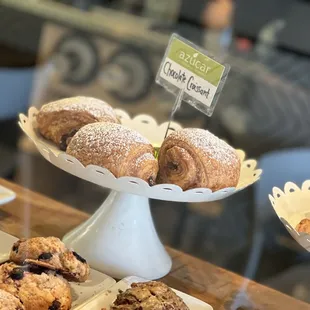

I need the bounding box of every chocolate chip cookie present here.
[0,289,24,310]
[0,263,71,310]
[10,237,90,282]
[111,281,190,310]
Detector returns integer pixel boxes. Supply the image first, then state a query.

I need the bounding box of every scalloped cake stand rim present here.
[18,109,262,203]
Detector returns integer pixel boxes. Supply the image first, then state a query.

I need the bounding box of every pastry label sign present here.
[156,33,230,116]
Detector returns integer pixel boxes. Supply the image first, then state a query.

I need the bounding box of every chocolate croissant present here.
[157,128,241,191]
[66,122,158,185]
[36,96,120,151]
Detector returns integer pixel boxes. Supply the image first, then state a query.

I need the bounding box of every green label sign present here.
[167,36,225,87]
[156,33,229,117]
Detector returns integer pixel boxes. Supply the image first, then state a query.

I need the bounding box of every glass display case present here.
[0,0,310,308]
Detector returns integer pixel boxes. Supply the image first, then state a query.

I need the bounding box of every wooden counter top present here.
[0,178,309,310]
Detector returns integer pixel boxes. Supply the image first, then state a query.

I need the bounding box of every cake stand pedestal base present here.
[62,190,172,280]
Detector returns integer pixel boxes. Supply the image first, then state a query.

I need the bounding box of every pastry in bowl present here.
[157,128,241,191]
[66,122,158,185]
[111,281,189,310]
[10,237,90,282]
[296,218,310,234]
[37,96,120,151]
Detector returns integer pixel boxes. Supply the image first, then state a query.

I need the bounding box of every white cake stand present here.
[19,107,262,280]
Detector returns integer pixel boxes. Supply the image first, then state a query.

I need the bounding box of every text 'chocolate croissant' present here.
[157,128,241,191]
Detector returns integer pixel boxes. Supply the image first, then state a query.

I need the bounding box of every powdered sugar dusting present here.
[170,128,239,166]
[67,122,151,161]
[135,153,155,168]
[40,96,117,120]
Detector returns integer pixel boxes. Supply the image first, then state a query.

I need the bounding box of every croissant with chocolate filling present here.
[66,122,158,185]
[36,96,120,151]
[157,128,241,191]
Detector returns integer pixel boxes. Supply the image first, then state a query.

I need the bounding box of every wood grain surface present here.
[0,178,309,310]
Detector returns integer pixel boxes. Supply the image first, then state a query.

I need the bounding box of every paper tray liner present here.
[0,231,213,309]
[76,276,213,310]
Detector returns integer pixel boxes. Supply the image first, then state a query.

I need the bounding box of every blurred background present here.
[1,0,310,304]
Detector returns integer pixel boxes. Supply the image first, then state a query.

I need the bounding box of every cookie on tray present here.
[10,237,90,282]
[111,281,189,310]
[0,263,71,310]
[0,289,24,310]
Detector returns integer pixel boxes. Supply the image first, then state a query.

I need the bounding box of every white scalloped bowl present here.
[269,181,310,251]
[18,107,262,202]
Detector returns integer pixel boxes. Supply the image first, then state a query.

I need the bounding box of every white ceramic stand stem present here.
[62,190,172,280]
